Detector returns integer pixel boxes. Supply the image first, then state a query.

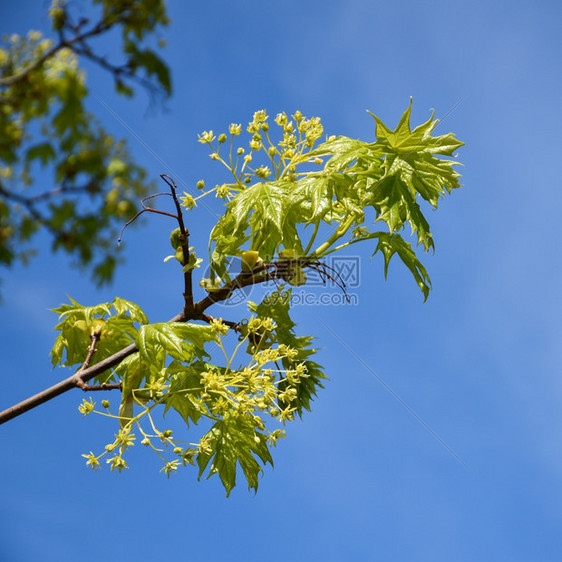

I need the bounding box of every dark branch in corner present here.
[1,4,167,104]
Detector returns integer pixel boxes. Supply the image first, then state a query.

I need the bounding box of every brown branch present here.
[193,272,262,315]
[0,343,137,425]
[0,311,185,425]
[119,175,195,313]
[117,192,175,244]
[160,174,194,315]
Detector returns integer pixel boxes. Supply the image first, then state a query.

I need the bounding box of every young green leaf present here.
[197,416,273,496]
[371,232,432,300]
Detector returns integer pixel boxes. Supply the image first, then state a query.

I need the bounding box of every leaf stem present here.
[303,221,320,255]
[311,215,356,257]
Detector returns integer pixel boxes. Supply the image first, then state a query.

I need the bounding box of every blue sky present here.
[2,1,562,560]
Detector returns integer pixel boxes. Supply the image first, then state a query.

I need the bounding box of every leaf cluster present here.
[51,296,148,371]
[54,292,321,495]
[200,102,463,299]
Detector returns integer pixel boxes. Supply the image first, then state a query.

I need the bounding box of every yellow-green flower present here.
[114,428,136,450]
[255,165,271,179]
[198,130,215,143]
[107,455,129,473]
[180,192,196,210]
[210,318,229,335]
[78,397,95,416]
[229,123,242,135]
[275,112,288,126]
[253,109,267,123]
[82,452,101,470]
[216,184,231,199]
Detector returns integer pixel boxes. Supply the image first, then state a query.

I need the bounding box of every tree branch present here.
[72,43,159,96]
[0,180,84,247]
[0,311,185,425]
[160,174,194,315]
[0,257,326,425]
[0,18,112,87]
[0,180,49,227]
[0,342,137,424]
[27,183,98,203]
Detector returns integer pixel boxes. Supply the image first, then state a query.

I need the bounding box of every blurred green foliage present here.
[0,0,170,285]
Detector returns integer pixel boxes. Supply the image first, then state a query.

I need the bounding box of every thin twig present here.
[28,183,97,203]
[74,332,101,390]
[0,180,91,244]
[199,313,240,332]
[117,192,175,244]
[79,382,122,392]
[0,18,112,87]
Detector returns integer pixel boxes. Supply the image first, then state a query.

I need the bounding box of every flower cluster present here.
[183,109,327,209]
[79,313,310,480]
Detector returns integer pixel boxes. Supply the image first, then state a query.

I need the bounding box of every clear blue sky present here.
[2,1,562,561]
